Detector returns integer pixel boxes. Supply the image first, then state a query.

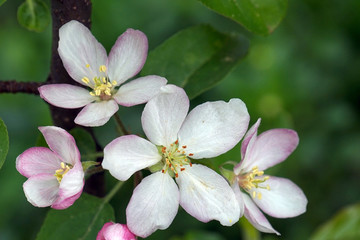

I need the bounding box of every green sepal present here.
[82,161,99,172]
[148,161,163,173]
[219,161,237,184]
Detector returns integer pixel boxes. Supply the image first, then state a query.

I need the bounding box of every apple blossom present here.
[38,20,167,127]
[102,85,250,237]
[16,126,84,209]
[97,222,136,240]
[230,118,308,235]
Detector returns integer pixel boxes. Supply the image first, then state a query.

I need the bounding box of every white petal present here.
[108,29,148,85]
[23,174,59,207]
[242,192,280,235]
[126,172,179,238]
[52,162,84,209]
[176,164,240,226]
[16,147,62,178]
[39,126,80,166]
[178,98,250,159]
[241,129,299,172]
[74,100,119,127]
[141,85,189,146]
[58,20,108,84]
[103,135,162,181]
[232,182,244,217]
[253,176,307,218]
[102,223,136,240]
[39,84,95,109]
[113,76,167,107]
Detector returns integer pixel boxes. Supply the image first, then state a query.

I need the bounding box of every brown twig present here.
[0,80,46,95]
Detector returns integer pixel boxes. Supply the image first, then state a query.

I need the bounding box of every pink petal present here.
[178,98,249,159]
[39,84,95,109]
[74,100,119,127]
[176,164,240,226]
[39,126,81,166]
[108,29,148,85]
[126,172,179,238]
[113,76,167,107]
[97,222,136,240]
[242,192,280,235]
[16,147,62,178]
[234,118,261,175]
[52,162,84,209]
[103,135,161,181]
[241,129,299,172]
[58,20,108,85]
[141,85,189,147]
[23,174,59,208]
[253,176,307,218]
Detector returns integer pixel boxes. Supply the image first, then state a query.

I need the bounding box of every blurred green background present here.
[1,0,359,239]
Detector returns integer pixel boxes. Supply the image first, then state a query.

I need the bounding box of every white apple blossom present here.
[16,126,84,209]
[38,20,167,127]
[102,85,250,237]
[231,118,308,235]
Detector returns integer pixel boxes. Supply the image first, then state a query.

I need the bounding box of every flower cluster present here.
[16,20,307,239]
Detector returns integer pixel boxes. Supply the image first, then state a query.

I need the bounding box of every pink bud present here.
[97,222,136,240]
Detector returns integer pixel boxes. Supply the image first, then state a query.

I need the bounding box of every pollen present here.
[238,166,270,199]
[86,64,90,68]
[54,162,72,183]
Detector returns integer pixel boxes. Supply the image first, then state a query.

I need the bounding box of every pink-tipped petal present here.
[176,164,240,226]
[241,129,299,172]
[113,76,167,107]
[253,176,307,218]
[74,100,119,127]
[232,182,245,217]
[39,126,81,166]
[234,118,261,175]
[23,174,59,208]
[52,162,84,209]
[16,147,62,178]
[141,85,189,147]
[58,20,107,84]
[126,172,179,238]
[242,192,280,235]
[108,29,148,85]
[39,84,95,109]
[102,135,161,181]
[178,98,250,159]
[97,222,136,240]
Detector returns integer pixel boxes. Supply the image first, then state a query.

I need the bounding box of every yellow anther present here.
[82,77,90,84]
[99,65,107,72]
[257,192,262,200]
[252,191,256,198]
[54,162,71,183]
[61,162,65,168]
[86,64,90,68]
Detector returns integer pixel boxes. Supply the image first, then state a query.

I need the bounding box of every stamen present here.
[99,65,107,72]
[86,64,90,68]
[188,153,194,156]
[182,145,187,149]
[82,77,90,84]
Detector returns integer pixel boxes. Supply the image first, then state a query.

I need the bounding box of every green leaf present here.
[171,230,226,240]
[17,0,50,32]
[0,0,7,7]
[70,128,97,162]
[198,0,287,35]
[310,203,360,240]
[36,193,115,240]
[0,118,9,170]
[141,25,249,99]
[82,161,100,172]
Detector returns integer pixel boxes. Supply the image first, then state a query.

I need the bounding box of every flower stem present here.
[103,180,124,204]
[114,113,129,135]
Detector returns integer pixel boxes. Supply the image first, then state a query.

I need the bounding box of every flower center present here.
[81,65,117,101]
[238,166,270,200]
[159,140,193,178]
[54,162,72,183]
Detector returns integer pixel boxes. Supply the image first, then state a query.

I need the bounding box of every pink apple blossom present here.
[16,126,84,209]
[38,20,167,127]
[102,85,250,237]
[97,222,136,240]
[231,118,307,235]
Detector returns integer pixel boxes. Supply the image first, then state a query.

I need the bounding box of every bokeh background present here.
[1,0,359,239]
